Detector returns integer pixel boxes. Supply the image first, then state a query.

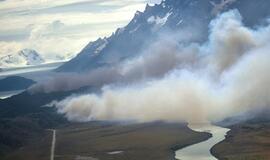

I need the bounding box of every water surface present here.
[175,123,230,160]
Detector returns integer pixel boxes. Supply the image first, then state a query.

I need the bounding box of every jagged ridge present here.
[57,0,270,72]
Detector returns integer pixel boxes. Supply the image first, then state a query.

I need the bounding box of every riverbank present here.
[212,122,270,160]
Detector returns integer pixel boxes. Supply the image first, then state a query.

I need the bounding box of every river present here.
[175,123,230,160]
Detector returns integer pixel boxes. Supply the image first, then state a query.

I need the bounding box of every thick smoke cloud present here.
[205,10,256,73]
[30,35,198,93]
[46,10,270,123]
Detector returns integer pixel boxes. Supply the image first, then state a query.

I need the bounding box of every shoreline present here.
[172,123,230,160]
[211,121,270,160]
[170,132,212,160]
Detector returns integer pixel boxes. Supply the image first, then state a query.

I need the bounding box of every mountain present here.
[57,0,270,72]
[0,49,45,68]
[0,76,36,92]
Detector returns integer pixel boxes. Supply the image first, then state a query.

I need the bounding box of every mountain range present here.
[1,0,270,159]
[0,49,45,68]
[57,0,270,72]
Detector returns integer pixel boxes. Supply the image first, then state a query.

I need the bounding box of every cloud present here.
[0,41,23,57]
[0,0,151,61]
[38,10,270,124]
[0,20,89,61]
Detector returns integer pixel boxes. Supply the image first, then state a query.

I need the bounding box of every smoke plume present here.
[29,36,198,93]
[45,10,270,123]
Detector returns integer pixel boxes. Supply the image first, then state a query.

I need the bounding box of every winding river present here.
[175,123,230,160]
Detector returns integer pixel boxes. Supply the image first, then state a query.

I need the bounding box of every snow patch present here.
[107,151,123,155]
[176,19,183,26]
[0,49,45,68]
[93,39,108,55]
[147,12,172,31]
[162,2,166,8]
[147,12,172,26]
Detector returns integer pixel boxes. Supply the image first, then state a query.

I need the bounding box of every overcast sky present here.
[0,0,162,61]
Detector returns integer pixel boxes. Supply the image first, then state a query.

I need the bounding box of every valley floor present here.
[3,121,270,160]
[2,122,210,160]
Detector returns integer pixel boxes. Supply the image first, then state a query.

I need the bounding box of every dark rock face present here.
[57,0,270,72]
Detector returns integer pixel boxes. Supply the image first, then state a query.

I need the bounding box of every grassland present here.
[2,122,211,160]
[55,122,210,160]
[212,122,270,160]
[2,130,52,160]
[3,120,270,160]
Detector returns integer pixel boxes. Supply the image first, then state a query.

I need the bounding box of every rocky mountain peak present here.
[57,0,270,72]
[0,49,45,68]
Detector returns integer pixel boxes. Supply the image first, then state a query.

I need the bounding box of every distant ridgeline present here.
[57,0,270,72]
[0,49,45,68]
[0,76,36,92]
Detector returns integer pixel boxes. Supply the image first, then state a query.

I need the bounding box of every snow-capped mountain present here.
[0,49,45,68]
[57,0,270,72]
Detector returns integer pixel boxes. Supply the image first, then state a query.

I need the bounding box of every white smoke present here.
[50,10,270,123]
[30,35,198,93]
